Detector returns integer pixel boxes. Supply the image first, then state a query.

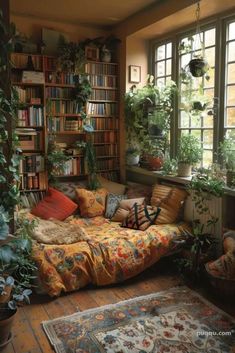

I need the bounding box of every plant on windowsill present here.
[219,137,235,188]
[161,157,178,176]
[177,134,203,177]
[175,169,224,281]
[126,146,140,166]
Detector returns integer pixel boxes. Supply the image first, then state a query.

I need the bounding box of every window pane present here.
[203,130,213,149]
[205,28,215,46]
[157,45,165,60]
[204,68,214,88]
[157,61,165,76]
[204,47,215,67]
[227,63,235,84]
[204,115,213,127]
[191,115,201,128]
[181,53,191,67]
[227,85,235,105]
[229,22,235,40]
[166,59,171,75]
[227,129,235,139]
[179,111,189,128]
[191,130,201,140]
[228,41,235,62]
[156,78,165,87]
[166,43,172,58]
[226,108,235,127]
[203,150,213,167]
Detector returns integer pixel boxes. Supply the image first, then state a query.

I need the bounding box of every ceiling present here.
[10,0,158,28]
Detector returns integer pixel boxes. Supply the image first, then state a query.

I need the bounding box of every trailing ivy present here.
[0,10,20,239]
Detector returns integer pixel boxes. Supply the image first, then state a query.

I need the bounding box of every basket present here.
[205,264,235,298]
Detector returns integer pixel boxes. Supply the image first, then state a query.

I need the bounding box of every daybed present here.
[27,179,190,297]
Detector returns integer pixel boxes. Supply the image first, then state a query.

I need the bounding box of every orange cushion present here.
[151,184,188,224]
[76,188,108,218]
[31,187,78,221]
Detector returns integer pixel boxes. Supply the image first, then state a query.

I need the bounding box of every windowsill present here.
[126,165,235,196]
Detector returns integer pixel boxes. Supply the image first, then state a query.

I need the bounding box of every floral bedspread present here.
[32,216,189,296]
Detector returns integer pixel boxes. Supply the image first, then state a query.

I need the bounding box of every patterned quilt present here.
[32,216,190,296]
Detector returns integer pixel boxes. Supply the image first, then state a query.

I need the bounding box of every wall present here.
[11,14,108,43]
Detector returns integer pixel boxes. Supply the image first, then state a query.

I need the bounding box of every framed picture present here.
[129,65,141,83]
[85,46,99,61]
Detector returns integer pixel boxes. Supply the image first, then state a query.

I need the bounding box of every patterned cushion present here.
[76,188,108,218]
[31,187,78,221]
[111,197,145,222]
[151,184,188,224]
[55,181,88,201]
[105,193,127,219]
[122,203,161,231]
[97,175,126,195]
[126,182,152,204]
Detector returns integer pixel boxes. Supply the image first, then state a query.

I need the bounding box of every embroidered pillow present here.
[31,187,78,221]
[76,188,108,218]
[122,203,161,231]
[105,193,127,219]
[111,197,145,222]
[151,184,188,224]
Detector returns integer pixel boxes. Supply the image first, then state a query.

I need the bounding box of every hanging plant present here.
[72,74,92,112]
[85,140,100,190]
[57,36,86,74]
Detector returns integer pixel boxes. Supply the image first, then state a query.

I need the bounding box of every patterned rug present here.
[43,286,235,353]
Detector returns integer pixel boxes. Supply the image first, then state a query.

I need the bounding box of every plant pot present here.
[126,154,140,166]
[101,50,111,63]
[147,155,163,171]
[177,163,192,177]
[226,171,235,188]
[188,58,209,77]
[192,101,207,111]
[148,124,164,137]
[0,309,16,348]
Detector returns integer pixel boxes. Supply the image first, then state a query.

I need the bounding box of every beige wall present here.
[11,14,108,43]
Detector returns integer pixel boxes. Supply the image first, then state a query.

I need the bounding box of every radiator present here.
[184,194,223,255]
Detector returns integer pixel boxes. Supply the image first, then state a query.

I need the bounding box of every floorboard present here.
[1,259,234,353]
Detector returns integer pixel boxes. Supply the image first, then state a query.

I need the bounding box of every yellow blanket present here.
[32,216,189,296]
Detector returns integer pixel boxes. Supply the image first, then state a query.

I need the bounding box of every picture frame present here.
[85,46,99,61]
[129,65,141,83]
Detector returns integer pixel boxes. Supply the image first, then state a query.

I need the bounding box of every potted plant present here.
[57,36,86,74]
[126,146,140,166]
[219,137,235,188]
[72,140,87,155]
[162,157,178,175]
[47,141,70,178]
[177,135,202,177]
[72,74,92,113]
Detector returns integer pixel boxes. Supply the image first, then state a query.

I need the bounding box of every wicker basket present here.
[205,264,235,298]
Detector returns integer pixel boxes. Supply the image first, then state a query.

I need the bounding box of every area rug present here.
[42,286,235,353]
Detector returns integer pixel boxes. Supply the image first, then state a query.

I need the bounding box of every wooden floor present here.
[2,259,235,353]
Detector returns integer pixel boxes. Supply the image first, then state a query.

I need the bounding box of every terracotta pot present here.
[177,163,192,177]
[0,309,16,348]
[147,155,163,171]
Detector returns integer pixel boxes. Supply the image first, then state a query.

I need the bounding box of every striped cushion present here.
[31,187,78,221]
[122,203,161,231]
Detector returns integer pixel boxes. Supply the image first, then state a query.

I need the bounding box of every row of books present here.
[94,144,118,156]
[19,172,47,190]
[11,54,43,71]
[44,57,56,71]
[45,72,75,85]
[87,102,117,116]
[16,128,44,151]
[91,131,117,143]
[14,86,42,104]
[87,75,117,88]
[90,117,118,130]
[17,107,44,127]
[20,190,46,208]
[86,62,117,76]
[99,171,119,182]
[53,157,85,176]
[90,89,117,101]
[96,158,119,171]
[47,100,81,114]
[19,154,45,173]
[46,87,73,99]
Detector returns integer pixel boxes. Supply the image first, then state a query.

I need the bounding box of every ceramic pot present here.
[188,58,209,77]
[177,163,192,177]
[0,309,16,348]
[147,155,163,171]
[126,154,140,166]
[101,50,111,63]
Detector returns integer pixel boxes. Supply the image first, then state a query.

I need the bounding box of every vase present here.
[101,50,111,63]
[126,154,140,166]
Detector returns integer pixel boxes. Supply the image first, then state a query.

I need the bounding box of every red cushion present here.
[31,187,78,220]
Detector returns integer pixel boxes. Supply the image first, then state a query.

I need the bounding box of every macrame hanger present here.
[194,1,204,57]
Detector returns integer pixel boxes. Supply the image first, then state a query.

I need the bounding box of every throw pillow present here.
[105,193,127,219]
[122,203,161,231]
[97,175,126,195]
[151,184,188,224]
[111,197,145,222]
[76,188,108,218]
[31,187,78,221]
[55,181,88,201]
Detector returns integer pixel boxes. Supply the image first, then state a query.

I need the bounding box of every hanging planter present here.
[188,57,209,77]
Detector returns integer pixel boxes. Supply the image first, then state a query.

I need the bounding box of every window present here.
[179,27,216,167]
[225,20,235,140]
[151,12,235,168]
[154,42,172,86]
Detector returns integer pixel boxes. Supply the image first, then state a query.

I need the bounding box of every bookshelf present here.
[11,52,120,190]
